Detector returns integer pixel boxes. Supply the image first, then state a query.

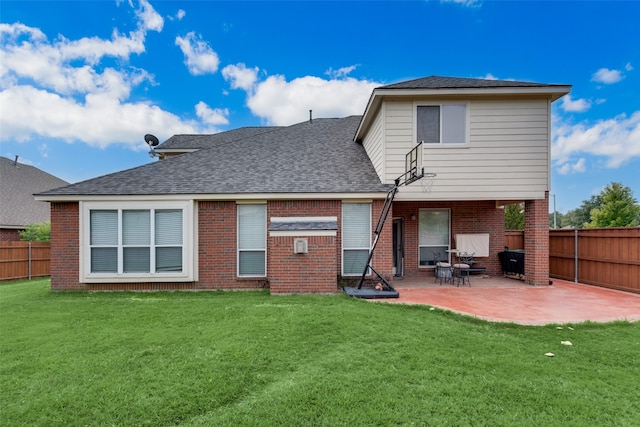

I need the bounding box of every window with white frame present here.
[237,204,266,277]
[84,201,191,281]
[417,104,467,144]
[418,209,450,267]
[342,203,371,276]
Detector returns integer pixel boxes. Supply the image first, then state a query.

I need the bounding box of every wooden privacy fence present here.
[506,228,640,294]
[0,241,51,281]
[504,231,524,252]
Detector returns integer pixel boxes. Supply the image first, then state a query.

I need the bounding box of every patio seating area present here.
[383,276,640,325]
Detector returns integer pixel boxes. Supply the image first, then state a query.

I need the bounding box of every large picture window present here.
[82,201,193,282]
[419,209,450,267]
[342,203,371,276]
[417,104,467,145]
[237,204,266,277]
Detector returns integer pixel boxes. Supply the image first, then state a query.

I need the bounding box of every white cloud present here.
[0,1,216,149]
[552,111,640,170]
[0,85,200,148]
[195,102,229,126]
[440,0,482,7]
[167,9,186,21]
[132,0,164,32]
[223,65,381,125]
[557,158,586,175]
[175,32,219,75]
[326,65,358,79]
[591,68,623,84]
[561,94,591,113]
[222,63,259,90]
[625,62,633,71]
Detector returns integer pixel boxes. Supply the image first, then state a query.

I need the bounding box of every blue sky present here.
[1,0,638,213]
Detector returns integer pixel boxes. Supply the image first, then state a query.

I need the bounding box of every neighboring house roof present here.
[355,75,571,141]
[37,116,390,199]
[0,156,69,228]
[155,126,282,151]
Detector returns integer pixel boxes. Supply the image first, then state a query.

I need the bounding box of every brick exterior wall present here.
[267,200,341,294]
[0,228,21,241]
[392,200,505,281]
[50,202,82,290]
[269,235,338,294]
[47,199,393,293]
[524,193,550,286]
[48,197,550,291]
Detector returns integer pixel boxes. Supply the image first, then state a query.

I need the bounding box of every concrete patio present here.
[377,274,640,325]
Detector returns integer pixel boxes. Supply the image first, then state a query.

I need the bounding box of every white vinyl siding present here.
[379,98,551,200]
[82,201,193,282]
[362,107,385,181]
[237,204,266,277]
[342,203,371,276]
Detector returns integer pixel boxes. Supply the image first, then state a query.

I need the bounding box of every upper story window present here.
[417,104,467,145]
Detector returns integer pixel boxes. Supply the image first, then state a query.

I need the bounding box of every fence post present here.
[28,242,32,280]
[574,229,578,283]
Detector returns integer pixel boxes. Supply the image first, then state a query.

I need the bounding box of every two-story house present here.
[36,76,570,292]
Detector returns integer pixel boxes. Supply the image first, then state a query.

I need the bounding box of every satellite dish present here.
[144,134,160,147]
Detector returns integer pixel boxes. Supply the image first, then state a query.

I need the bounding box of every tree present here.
[562,194,603,228]
[504,203,524,230]
[19,221,51,242]
[549,211,564,229]
[585,182,640,228]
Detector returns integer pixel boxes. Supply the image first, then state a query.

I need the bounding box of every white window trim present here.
[414,101,469,146]
[418,208,451,269]
[80,200,195,283]
[342,202,372,276]
[237,204,267,278]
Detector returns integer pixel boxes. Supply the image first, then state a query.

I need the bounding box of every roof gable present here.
[355,75,571,142]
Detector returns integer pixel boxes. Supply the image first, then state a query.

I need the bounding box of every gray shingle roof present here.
[0,157,69,227]
[38,116,390,197]
[156,126,282,150]
[379,75,567,90]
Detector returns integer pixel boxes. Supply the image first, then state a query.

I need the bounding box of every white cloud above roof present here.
[195,102,229,126]
[552,111,640,170]
[222,63,259,91]
[223,65,381,126]
[175,32,220,75]
[591,67,623,84]
[561,94,591,113]
[0,1,229,149]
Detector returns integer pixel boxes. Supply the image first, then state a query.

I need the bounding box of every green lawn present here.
[1,279,639,426]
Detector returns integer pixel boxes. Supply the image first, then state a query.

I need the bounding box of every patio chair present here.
[433,252,452,285]
[452,252,474,287]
